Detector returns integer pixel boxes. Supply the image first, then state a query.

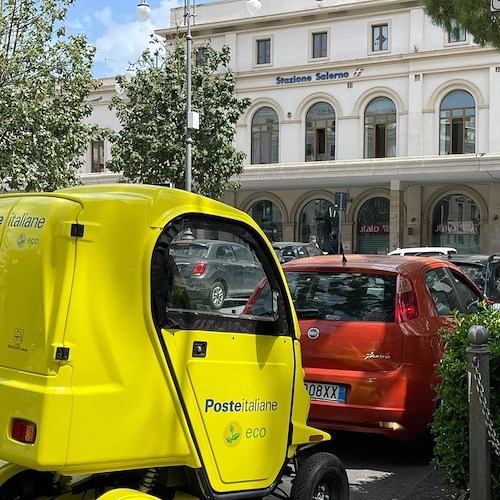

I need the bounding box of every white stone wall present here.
[86,0,500,252]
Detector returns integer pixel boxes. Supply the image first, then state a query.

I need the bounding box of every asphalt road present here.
[333,431,465,499]
[266,431,466,500]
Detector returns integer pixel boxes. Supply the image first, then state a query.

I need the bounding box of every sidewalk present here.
[333,431,467,500]
[347,461,465,499]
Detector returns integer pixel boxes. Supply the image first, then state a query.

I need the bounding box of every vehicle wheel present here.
[290,452,349,500]
[209,281,226,309]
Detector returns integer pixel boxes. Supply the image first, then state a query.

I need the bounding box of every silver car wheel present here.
[210,281,225,310]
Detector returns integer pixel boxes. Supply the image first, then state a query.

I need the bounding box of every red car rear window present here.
[285,271,396,322]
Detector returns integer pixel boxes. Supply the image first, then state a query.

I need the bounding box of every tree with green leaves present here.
[0,0,99,192]
[423,0,500,50]
[107,35,250,200]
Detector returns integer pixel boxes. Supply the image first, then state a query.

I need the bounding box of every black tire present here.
[209,281,226,310]
[290,452,349,500]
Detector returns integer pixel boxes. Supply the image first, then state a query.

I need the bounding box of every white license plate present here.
[305,382,346,403]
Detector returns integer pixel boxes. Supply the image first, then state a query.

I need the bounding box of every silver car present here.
[169,239,265,309]
[272,241,324,264]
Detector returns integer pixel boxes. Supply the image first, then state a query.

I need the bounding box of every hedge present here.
[431,303,500,496]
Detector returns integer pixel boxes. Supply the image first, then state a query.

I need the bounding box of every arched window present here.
[357,197,390,254]
[248,200,283,243]
[364,97,396,158]
[439,90,475,155]
[298,199,336,252]
[251,107,279,164]
[432,194,480,253]
[305,102,335,161]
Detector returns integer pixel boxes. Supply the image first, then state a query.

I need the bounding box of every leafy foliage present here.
[423,0,500,50]
[0,0,100,191]
[431,304,500,495]
[107,34,250,200]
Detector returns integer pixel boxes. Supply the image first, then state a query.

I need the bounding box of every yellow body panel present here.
[0,185,328,496]
[97,489,161,499]
[163,329,294,492]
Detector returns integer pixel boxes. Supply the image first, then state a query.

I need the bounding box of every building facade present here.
[85,0,500,254]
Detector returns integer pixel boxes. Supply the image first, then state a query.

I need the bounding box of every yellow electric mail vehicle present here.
[0,185,348,500]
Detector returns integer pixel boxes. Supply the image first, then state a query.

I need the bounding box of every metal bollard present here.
[467,325,491,500]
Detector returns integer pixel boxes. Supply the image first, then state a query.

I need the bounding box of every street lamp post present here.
[245,0,262,15]
[134,0,321,189]
[136,0,198,192]
[184,0,195,192]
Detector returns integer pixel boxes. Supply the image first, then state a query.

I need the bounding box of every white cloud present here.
[91,0,178,78]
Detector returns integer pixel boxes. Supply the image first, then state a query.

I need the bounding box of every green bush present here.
[431,303,500,496]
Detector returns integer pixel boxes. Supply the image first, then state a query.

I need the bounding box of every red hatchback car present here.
[282,254,484,441]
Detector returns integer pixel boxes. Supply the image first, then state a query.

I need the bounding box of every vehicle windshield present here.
[285,271,396,322]
[456,264,486,291]
[486,261,500,302]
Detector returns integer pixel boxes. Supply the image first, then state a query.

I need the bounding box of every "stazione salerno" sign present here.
[276,67,364,85]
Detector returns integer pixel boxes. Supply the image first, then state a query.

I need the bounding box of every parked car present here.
[272,241,324,263]
[388,246,457,257]
[281,254,484,441]
[445,253,500,303]
[169,239,265,309]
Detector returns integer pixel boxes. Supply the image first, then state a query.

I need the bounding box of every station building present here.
[84,0,500,254]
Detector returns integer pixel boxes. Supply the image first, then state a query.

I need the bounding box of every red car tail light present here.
[395,275,419,323]
[192,262,206,276]
[11,419,37,444]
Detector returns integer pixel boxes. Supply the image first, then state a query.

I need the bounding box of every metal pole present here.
[337,193,344,254]
[467,325,491,500]
[185,0,193,192]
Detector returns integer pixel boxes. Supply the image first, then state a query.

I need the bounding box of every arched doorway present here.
[431,194,480,253]
[298,198,336,251]
[248,200,283,243]
[357,197,390,254]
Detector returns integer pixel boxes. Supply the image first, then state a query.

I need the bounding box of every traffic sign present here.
[492,0,500,12]
[334,192,348,211]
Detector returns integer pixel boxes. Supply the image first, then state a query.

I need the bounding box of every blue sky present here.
[65,0,217,79]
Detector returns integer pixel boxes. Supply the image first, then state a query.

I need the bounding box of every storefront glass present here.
[431,194,480,253]
[357,197,390,254]
[298,199,337,252]
[248,200,283,243]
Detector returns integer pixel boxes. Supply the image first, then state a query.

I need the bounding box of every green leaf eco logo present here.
[224,422,242,448]
[17,233,26,247]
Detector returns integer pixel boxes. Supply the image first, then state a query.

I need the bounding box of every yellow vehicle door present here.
[151,214,298,495]
[0,195,81,376]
